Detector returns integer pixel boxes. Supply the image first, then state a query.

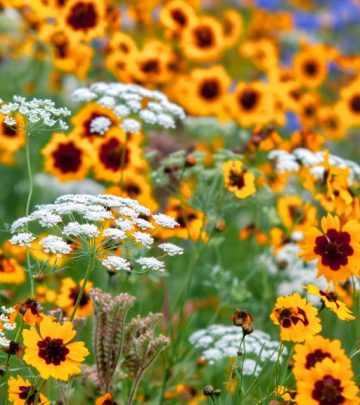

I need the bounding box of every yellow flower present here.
[222,160,256,199]
[0,251,25,285]
[95,393,116,405]
[270,293,321,342]
[0,112,26,153]
[22,316,89,381]
[274,385,296,403]
[293,336,352,381]
[300,214,360,283]
[305,284,355,321]
[296,358,359,404]
[56,277,93,318]
[8,375,49,405]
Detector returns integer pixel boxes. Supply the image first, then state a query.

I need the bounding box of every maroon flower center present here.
[19,385,38,404]
[22,299,40,315]
[52,142,82,173]
[319,290,339,307]
[288,205,304,223]
[38,337,69,365]
[69,287,90,308]
[2,122,17,137]
[350,94,360,113]
[312,375,345,405]
[176,212,197,228]
[278,307,309,328]
[194,26,214,48]
[305,349,332,369]
[239,90,259,111]
[229,170,245,189]
[314,229,353,271]
[199,80,219,100]
[99,137,129,171]
[171,9,187,26]
[66,1,98,31]
[303,60,318,76]
[125,183,141,196]
[103,400,117,405]
[140,59,160,74]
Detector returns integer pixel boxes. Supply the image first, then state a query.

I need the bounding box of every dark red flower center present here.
[176,212,197,228]
[53,142,82,173]
[306,349,332,369]
[312,375,345,405]
[278,307,309,328]
[314,228,353,271]
[19,385,38,404]
[20,299,40,315]
[239,89,259,111]
[2,122,17,137]
[67,1,98,31]
[99,137,129,171]
[69,287,90,308]
[303,60,319,76]
[319,290,339,307]
[350,94,360,113]
[199,79,220,100]
[171,9,187,26]
[194,26,214,48]
[140,59,160,74]
[0,256,15,273]
[125,183,141,196]
[38,337,69,365]
[229,170,245,189]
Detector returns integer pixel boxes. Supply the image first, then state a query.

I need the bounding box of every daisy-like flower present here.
[8,375,50,405]
[96,393,116,405]
[296,358,360,405]
[270,293,322,342]
[305,284,355,321]
[22,316,89,381]
[293,336,352,381]
[275,385,296,404]
[301,214,360,283]
[222,160,256,199]
[0,252,25,285]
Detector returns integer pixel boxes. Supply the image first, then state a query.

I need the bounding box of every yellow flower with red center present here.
[95,392,116,404]
[42,132,94,182]
[301,214,360,283]
[293,336,352,382]
[0,251,25,284]
[296,358,359,405]
[56,277,93,318]
[274,385,296,403]
[0,112,26,153]
[270,293,321,342]
[22,316,89,381]
[160,0,197,36]
[15,299,44,326]
[337,78,360,127]
[8,375,49,405]
[305,284,354,321]
[222,160,256,199]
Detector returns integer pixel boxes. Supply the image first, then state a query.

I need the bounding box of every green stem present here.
[119,133,129,189]
[69,254,95,321]
[25,136,34,297]
[33,379,46,405]
[127,372,142,405]
[227,335,245,404]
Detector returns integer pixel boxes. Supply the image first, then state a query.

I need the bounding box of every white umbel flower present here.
[102,256,131,272]
[158,243,184,256]
[90,116,112,135]
[63,222,99,238]
[153,213,179,229]
[9,232,35,247]
[136,257,165,272]
[39,235,72,257]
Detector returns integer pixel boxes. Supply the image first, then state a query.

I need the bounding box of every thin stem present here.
[69,254,95,321]
[227,335,245,403]
[127,372,142,405]
[119,132,129,190]
[33,380,46,405]
[25,136,34,296]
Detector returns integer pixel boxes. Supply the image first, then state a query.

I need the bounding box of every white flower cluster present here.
[9,194,182,273]
[269,148,360,181]
[90,116,112,135]
[259,243,326,297]
[0,306,16,349]
[189,325,286,375]
[0,96,70,130]
[72,82,185,133]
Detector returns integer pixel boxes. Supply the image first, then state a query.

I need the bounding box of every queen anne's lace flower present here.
[39,235,72,257]
[158,243,184,256]
[102,256,131,272]
[136,257,165,272]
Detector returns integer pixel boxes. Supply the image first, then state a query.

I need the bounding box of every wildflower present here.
[96,393,116,405]
[274,385,296,403]
[0,252,25,284]
[8,376,50,405]
[15,299,43,325]
[0,113,26,154]
[22,316,89,380]
[300,214,360,283]
[158,243,184,256]
[222,160,256,199]
[296,358,359,404]
[305,284,355,321]
[293,336,352,381]
[270,293,322,342]
[57,278,93,318]
[231,308,254,334]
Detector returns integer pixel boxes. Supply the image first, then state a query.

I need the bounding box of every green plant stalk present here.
[25,136,35,297]
[69,254,95,321]
[127,372,142,405]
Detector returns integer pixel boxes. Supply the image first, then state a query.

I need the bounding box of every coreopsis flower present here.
[222,160,256,199]
[300,214,360,283]
[56,277,93,318]
[8,376,50,405]
[274,385,296,403]
[270,293,321,342]
[95,393,116,405]
[22,316,89,380]
[293,336,352,381]
[0,112,26,153]
[15,299,43,325]
[159,0,197,36]
[9,193,183,276]
[305,284,355,321]
[0,251,25,284]
[296,358,360,405]
[231,308,254,334]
